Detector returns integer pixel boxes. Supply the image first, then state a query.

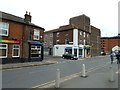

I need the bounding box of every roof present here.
[45,24,88,33]
[101,34,120,39]
[45,25,74,33]
[0,11,45,30]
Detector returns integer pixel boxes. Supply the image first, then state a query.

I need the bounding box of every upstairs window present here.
[65,39,69,44]
[80,40,83,45]
[50,33,53,37]
[31,29,40,40]
[0,22,9,36]
[56,32,60,37]
[56,40,60,44]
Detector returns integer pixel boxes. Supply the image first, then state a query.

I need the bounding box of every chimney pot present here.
[24,11,32,22]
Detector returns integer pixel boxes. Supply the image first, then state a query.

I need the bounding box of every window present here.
[45,34,48,37]
[12,45,20,57]
[33,29,40,40]
[56,40,60,44]
[65,34,68,36]
[0,44,8,58]
[50,33,53,37]
[56,32,60,37]
[84,32,86,37]
[31,45,41,57]
[80,40,83,45]
[0,22,9,36]
[50,41,53,45]
[65,39,69,44]
[87,34,89,37]
[80,31,82,35]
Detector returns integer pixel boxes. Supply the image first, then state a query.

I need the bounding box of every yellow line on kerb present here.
[31,80,55,88]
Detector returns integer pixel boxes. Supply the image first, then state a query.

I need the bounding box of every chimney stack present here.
[24,11,32,22]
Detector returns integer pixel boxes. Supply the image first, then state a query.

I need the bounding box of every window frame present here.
[33,29,40,40]
[0,44,8,58]
[0,22,9,36]
[12,44,20,57]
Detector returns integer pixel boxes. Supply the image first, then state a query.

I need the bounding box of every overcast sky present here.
[0,0,119,37]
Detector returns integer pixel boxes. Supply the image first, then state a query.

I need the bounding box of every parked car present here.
[101,52,106,55]
[62,54,78,60]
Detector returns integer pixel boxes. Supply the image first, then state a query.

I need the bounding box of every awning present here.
[28,41,44,45]
[65,47,72,50]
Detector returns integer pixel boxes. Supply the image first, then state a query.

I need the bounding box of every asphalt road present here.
[2,55,118,88]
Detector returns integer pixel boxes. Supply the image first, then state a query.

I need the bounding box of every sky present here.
[0,0,119,37]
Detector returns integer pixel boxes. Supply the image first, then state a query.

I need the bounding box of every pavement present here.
[32,60,119,89]
[0,60,58,70]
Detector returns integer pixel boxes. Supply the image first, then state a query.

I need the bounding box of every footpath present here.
[0,60,58,70]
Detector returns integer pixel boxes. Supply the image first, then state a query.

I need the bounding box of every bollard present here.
[81,64,87,78]
[109,66,115,82]
[55,69,60,88]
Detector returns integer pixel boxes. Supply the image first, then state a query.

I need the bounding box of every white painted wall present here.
[73,28,78,46]
[53,45,73,56]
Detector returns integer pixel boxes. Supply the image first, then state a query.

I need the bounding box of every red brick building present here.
[44,14,101,57]
[0,11,45,64]
[101,34,120,53]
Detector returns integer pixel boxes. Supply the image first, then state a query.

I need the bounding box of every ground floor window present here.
[65,47,72,54]
[12,44,20,57]
[79,49,82,56]
[74,49,77,56]
[0,44,8,58]
[31,45,41,57]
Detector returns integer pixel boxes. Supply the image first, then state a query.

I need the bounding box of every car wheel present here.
[62,57,65,59]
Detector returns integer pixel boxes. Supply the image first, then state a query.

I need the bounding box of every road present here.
[2,55,119,88]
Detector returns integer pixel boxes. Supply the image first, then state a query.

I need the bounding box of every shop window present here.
[79,49,82,56]
[0,22,9,36]
[0,44,8,58]
[12,45,20,57]
[65,48,72,54]
[31,45,41,57]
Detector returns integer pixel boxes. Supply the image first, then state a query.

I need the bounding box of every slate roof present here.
[0,11,45,30]
[101,34,120,39]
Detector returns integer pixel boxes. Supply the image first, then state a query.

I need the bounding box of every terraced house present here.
[0,11,45,64]
[44,14,101,58]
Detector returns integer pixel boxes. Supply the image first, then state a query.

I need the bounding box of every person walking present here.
[110,53,114,64]
[116,51,120,64]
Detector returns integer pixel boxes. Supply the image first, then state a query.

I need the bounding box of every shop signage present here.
[0,40,20,44]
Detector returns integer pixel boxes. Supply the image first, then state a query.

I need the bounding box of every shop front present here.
[65,47,83,58]
[28,41,44,61]
[0,39,21,64]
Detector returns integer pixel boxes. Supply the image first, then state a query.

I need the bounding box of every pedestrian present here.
[116,51,120,64]
[110,53,114,64]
